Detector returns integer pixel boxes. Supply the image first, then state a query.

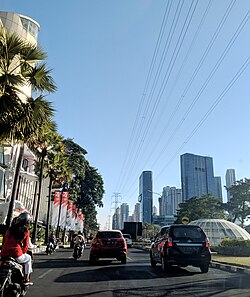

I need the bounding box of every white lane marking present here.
[127,256,133,261]
[38,269,53,279]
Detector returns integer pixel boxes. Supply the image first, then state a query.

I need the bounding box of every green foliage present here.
[175,194,224,223]
[142,223,160,239]
[224,178,250,227]
[0,29,56,143]
[220,238,250,247]
[217,238,250,256]
[62,138,105,229]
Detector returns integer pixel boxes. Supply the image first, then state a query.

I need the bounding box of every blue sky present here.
[2,0,250,229]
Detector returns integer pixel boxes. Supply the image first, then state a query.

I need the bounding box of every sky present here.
[2,0,250,229]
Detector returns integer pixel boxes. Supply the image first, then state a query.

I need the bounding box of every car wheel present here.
[121,256,127,264]
[150,254,157,268]
[200,263,209,273]
[161,256,170,272]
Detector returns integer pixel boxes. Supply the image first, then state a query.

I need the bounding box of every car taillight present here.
[167,237,173,247]
[92,239,102,246]
[117,240,125,247]
[205,237,210,248]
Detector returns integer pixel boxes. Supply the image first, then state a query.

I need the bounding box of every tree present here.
[41,133,72,243]
[224,178,250,227]
[63,139,104,229]
[0,29,56,228]
[175,194,224,224]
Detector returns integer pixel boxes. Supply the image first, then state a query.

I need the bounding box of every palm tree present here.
[0,29,57,229]
[32,132,71,243]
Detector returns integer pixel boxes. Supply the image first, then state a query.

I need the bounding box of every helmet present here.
[12,212,32,227]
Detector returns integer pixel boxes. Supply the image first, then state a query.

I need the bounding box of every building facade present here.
[157,186,182,225]
[120,203,129,230]
[0,12,48,224]
[181,153,221,201]
[139,171,152,224]
[225,169,236,202]
[133,202,141,222]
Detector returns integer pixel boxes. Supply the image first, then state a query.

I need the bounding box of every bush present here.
[217,238,250,256]
[220,238,250,247]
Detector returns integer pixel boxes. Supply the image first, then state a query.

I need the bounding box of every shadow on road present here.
[54,264,201,283]
[54,272,250,297]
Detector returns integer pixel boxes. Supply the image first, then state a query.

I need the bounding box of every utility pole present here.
[107,214,111,230]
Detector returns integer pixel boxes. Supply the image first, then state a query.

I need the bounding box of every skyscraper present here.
[225,169,236,202]
[139,171,152,223]
[160,186,182,219]
[120,203,129,229]
[133,203,141,222]
[214,176,223,199]
[181,153,221,200]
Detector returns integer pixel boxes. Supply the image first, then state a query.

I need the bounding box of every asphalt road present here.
[26,245,250,297]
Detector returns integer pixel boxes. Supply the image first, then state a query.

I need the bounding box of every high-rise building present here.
[181,153,221,200]
[112,207,120,230]
[225,169,236,202]
[214,176,223,199]
[139,171,152,223]
[133,203,141,222]
[160,186,182,221]
[120,203,129,229]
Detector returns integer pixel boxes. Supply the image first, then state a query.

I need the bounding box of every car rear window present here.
[123,234,131,239]
[171,226,205,241]
[96,232,122,239]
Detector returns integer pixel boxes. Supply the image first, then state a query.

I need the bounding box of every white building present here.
[0,12,48,224]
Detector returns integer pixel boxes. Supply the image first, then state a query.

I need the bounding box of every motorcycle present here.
[0,257,29,297]
[73,243,83,260]
[45,242,56,255]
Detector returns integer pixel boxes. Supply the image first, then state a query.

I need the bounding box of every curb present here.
[210,261,250,275]
[32,244,70,254]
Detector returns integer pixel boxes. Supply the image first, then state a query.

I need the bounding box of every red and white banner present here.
[51,191,61,228]
[65,201,73,230]
[59,191,69,227]
[71,204,77,231]
[75,209,84,232]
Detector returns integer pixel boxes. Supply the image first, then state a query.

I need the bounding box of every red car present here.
[89,230,127,264]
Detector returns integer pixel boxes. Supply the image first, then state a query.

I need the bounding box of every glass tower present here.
[139,171,152,224]
[181,153,219,201]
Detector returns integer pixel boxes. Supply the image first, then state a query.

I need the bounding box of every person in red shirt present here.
[1,212,33,285]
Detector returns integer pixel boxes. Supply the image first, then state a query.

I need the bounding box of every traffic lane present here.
[27,247,250,297]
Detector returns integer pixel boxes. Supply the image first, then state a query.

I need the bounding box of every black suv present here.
[150,224,211,273]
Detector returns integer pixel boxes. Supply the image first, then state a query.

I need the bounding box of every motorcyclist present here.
[1,212,33,286]
[73,231,85,252]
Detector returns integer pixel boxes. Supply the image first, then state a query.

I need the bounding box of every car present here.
[89,230,127,264]
[150,224,211,273]
[123,234,132,248]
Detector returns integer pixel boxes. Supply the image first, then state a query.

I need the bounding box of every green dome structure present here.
[189,219,250,247]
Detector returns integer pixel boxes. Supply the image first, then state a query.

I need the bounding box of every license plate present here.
[179,247,198,254]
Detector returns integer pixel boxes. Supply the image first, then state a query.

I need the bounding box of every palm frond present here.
[26,63,57,93]
[20,44,47,63]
